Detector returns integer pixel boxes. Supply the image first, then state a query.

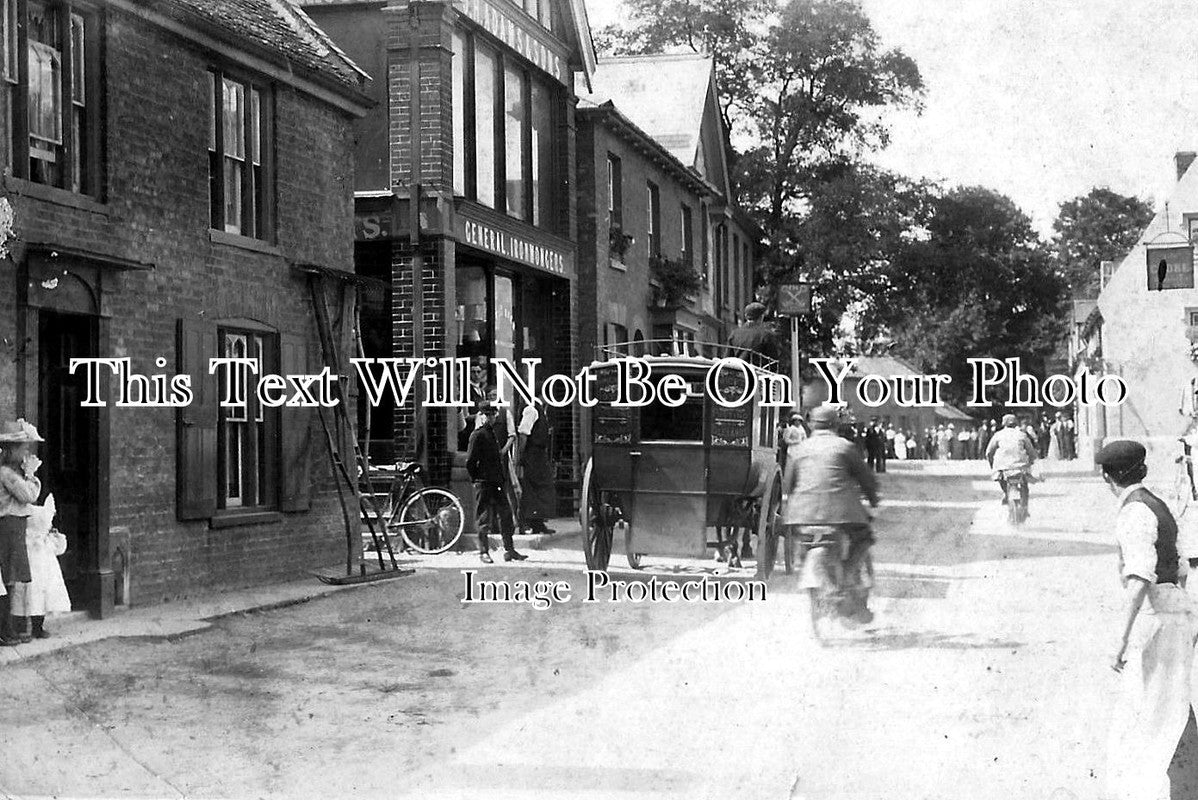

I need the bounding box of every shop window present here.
[6,0,99,195]
[647,181,660,259]
[208,69,273,240]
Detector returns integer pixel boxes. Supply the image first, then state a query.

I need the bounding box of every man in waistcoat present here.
[1097,440,1198,800]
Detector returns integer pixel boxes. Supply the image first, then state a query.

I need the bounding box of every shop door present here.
[38,311,98,609]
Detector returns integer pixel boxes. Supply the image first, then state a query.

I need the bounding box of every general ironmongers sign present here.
[456,210,575,279]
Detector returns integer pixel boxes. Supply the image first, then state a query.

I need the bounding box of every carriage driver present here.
[781,404,880,622]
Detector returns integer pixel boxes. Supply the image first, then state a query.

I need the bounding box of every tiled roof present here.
[847,355,922,377]
[150,0,368,92]
[576,53,713,167]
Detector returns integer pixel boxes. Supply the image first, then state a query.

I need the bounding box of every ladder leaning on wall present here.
[297,264,412,584]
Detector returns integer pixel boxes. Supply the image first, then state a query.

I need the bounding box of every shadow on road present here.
[821,628,1024,652]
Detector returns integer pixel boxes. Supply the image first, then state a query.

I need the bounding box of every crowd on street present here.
[788,412,1082,471]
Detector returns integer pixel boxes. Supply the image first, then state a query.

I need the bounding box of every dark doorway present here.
[38,310,98,609]
[355,241,395,464]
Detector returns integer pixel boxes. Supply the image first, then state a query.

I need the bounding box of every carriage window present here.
[639,375,703,441]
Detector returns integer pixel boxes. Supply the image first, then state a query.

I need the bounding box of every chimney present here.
[1177,151,1197,180]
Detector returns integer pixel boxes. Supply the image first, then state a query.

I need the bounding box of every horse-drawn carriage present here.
[578,346,786,572]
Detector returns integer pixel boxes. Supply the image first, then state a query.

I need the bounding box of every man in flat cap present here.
[780,404,879,625]
[728,302,780,366]
[1096,439,1197,799]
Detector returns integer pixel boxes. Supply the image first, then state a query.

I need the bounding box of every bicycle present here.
[998,468,1029,526]
[369,463,465,555]
[793,525,875,642]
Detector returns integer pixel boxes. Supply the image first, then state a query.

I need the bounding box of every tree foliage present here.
[736,0,923,261]
[787,159,935,353]
[1052,187,1153,297]
[867,187,1070,401]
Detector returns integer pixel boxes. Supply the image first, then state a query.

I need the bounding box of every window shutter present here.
[176,317,218,520]
[279,333,313,512]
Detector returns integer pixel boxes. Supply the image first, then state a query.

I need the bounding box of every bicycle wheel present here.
[395,488,464,554]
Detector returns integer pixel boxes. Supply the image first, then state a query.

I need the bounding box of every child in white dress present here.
[11,495,71,638]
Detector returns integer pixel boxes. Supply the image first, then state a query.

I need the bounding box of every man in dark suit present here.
[466,402,526,564]
[864,418,887,473]
[728,302,780,365]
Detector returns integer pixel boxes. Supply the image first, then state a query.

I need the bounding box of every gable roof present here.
[577,53,715,169]
[147,0,369,95]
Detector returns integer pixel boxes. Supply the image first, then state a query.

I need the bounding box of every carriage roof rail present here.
[592,340,779,371]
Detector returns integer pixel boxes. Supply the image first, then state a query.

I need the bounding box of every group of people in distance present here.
[460,358,557,565]
[818,414,1079,473]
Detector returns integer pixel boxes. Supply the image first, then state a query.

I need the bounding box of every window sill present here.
[209,510,285,529]
[209,229,281,256]
[3,175,108,215]
[608,258,627,272]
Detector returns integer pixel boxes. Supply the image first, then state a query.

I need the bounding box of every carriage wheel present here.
[581,458,614,571]
[625,523,643,570]
[755,468,783,580]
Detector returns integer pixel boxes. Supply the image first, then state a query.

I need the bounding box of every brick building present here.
[575,54,758,365]
[0,0,370,614]
[304,0,594,510]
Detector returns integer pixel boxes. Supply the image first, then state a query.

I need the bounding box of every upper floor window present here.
[680,204,693,268]
[208,69,274,240]
[607,153,622,228]
[646,181,660,259]
[453,27,562,232]
[4,0,100,195]
[508,0,552,30]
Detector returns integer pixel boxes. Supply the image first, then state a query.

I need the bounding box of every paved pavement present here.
[0,458,1154,799]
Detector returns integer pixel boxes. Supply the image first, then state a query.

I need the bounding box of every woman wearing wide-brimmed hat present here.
[0,419,44,645]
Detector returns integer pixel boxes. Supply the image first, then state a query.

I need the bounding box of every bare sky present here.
[585,0,1198,237]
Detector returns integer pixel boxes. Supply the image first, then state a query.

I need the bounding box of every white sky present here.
[584,0,1198,237]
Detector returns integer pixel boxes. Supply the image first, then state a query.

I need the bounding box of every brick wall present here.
[390,236,453,487]
[1,8,360,604]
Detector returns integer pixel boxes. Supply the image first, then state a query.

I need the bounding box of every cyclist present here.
[781,404,880,623]
[985,413,1038,512]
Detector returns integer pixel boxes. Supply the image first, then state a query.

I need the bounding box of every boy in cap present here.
[1096,440,1197,799]
[466,401,525,564]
